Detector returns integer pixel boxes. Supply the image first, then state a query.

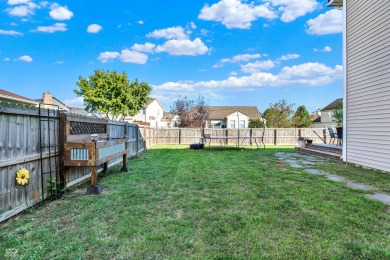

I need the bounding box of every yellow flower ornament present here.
[16,168,30,186]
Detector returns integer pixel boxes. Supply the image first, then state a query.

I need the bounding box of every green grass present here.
[1,145,389,259]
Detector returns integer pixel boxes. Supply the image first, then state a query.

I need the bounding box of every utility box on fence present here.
[61,114,128,194]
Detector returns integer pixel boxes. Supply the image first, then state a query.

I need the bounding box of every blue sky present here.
[0,0,343,114]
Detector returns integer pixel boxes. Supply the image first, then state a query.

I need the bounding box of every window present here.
[142,108,146,115]
[230,120,236,128]
[240,120,245,128]
[157,110,160,116]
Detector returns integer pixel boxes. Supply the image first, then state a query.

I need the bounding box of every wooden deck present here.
[295,143,342,161]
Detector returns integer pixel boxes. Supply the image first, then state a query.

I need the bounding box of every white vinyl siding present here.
[345,0,390,172]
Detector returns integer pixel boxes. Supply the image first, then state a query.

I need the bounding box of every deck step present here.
[306,144,342,154]
[296,147,342,161]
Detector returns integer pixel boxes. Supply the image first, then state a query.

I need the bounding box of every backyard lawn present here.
[1,145,389,259]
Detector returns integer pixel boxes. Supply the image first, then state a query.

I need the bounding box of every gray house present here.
[312,98,342,128]
[328,0,390,172]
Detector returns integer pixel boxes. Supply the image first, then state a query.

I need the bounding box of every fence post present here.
[136,125,139,155]
[323,129,327,144]
[226,128,229,145]
[250,128,253,146]
[59,112,66,188]
[274,129,278,145]
[179,128,182,145]
[121,122,128,172]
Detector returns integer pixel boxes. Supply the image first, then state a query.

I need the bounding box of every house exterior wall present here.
[226,112,249,129]
[207,120,225,128]
[345,0,390,172]
[320,110,334,123]
[133,99,164,128]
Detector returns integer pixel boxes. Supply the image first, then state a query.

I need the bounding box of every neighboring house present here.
[206,106,262,129]
[127,98,164,128]
[0,89,39,106]
[160,112,179,128]
[36,92,91,116]
[311,98,342,128]
[37,92,71,111]
[328,0,390,172]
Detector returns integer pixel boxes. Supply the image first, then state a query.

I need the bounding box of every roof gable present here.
[0,89,38,105]
[145,98,164,110]
[207,106,261,120]
[322,98,342,111]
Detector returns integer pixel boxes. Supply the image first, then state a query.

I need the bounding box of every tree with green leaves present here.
[263,99,295,128]
[74,70,152,120]
[333,101,343,126]
[248,118,265,128]
[292,105,311,128]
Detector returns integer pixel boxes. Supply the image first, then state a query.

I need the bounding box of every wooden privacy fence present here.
[157,128,329,145]
[0,102,330,222]
[0,104,151,222]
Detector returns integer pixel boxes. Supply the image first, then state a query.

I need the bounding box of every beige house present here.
[329,0,390,172]
[127,98,164,128]
[206,106,262,129]
[312,98,342,128]
[38,92,71,111]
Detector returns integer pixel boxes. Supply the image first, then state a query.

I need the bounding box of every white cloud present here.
[268,0,320,22]
[155,38,209,56]
[119,50,148,64]
[279,62,338,79]
[98,50,148,64]
[323,46,332,52]
[314,46,332,52]
[306,9,342,35]
[32,23,67,33]
[154,62,342,91]
[241,59,275,73]
[87,24,102,33]
[54,61,64,64]
[138,20,144,25]
[199,0,277,29]
[230,71,238,76]
[7,0,30,5]
[155,81,195,92]
[18,55,32,62]
[278,53,300,61]
[189,22,196,29]
[98,51,120,63]
[49,3,73,20]
[213,53,262,68]
[0,29,23,36]
[131,42,156,53]
[64,97,84,107]
[4,58,11,61]
[6,2,38,17]
[147,26,188,40]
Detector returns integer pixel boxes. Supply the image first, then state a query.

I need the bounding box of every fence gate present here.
[38,103,61,204]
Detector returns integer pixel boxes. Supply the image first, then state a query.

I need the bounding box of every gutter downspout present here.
[342,0,347,161]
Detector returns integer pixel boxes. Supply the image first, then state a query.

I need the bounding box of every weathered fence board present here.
[0,108,149,222]
[155,128,328,146]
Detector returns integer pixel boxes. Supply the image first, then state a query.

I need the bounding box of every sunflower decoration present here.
[16,168,30,186]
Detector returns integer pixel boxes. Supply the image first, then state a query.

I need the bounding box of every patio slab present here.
[370,193,390,205]
[305,169,324,175]
[346,182,373,191]
[324,174,346,182]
